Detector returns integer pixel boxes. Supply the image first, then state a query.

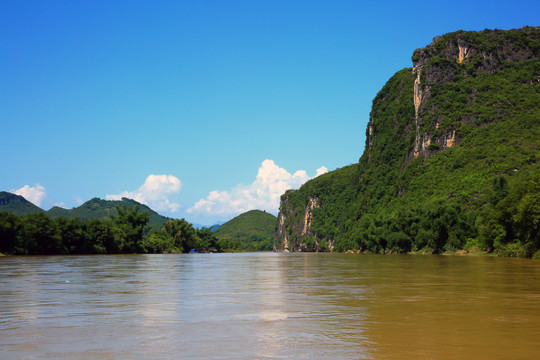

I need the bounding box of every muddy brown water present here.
[1,253,539,359]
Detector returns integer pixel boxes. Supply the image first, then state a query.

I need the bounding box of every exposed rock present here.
[457,44,470,64]
[367,122,374,160]
[411,27,539,159]
[302,197,319,236]
[274,196,328,252]
[274,199,290,251]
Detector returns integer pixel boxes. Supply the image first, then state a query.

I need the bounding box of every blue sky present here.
[1,0,538,225]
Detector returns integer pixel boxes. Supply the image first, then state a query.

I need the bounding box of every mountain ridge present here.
[0,191,43,216]
[0,192,170,231]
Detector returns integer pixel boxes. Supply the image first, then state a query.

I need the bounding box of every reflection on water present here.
[1,253,540,359]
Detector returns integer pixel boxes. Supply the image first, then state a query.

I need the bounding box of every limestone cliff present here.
[274,27,540,254]
[409,27,539,159]
[274,194,331,252]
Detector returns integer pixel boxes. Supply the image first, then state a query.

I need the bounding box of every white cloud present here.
[187,159,327,218]
[12,184,47,207]
[316,166,328,177]
[73,195,84,206]
[106,174,182,213]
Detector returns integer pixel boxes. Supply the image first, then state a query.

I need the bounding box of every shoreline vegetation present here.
[0,206,243,256]
[1,201,537,259]
[0,247,533,259]
[0,200,278,256]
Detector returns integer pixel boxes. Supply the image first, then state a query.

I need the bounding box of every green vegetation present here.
[278,28,540,257]
[214,210,277,251]
[0,192,43,216]
[0,194,171,233]
[434,27,540,55]
[0,206,237,255]
[47,197,170,233]
[0,193,273,255]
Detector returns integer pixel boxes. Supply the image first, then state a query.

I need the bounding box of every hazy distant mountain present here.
[0,191,43,216]
[189,222,222,230]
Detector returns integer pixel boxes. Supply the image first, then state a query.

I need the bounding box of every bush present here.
[141,232,180,254]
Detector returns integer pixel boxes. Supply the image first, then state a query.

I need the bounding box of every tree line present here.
[0,205,240,255]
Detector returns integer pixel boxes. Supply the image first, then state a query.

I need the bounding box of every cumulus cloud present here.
[12,184,47,207]
[316,166,328,177]
[106,174,182,213]
[187,159,327,218]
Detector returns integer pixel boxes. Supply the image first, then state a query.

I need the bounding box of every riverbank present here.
[341,248,539,259]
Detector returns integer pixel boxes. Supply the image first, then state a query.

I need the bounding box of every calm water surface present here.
[1,253,540,359]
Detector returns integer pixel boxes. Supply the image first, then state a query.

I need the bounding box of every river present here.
[1,253,539,359]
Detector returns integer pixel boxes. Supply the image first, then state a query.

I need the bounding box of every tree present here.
[196,227,220,251]
[162,219,201,252]
[18,212,63,254]
[141,232,180,253]
[0,211,19,254]
[110,205,149,253]
[85,219,124,254]
[55,217,87,254]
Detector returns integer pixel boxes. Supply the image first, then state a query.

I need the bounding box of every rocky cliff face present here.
[410,27,539,159]
[274,27,540,253]
[274,194,331,252]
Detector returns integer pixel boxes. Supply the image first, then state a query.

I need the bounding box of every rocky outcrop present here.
[411,27,539,159]
[301,197,318,236]
[274,207,290,251]
[274,195,330,252]
[367,122,374,160]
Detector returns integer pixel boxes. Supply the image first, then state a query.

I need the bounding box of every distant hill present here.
[0,192,170,232]
[214,210,277,251]
[0,191,43,216]
[46,197,170,232]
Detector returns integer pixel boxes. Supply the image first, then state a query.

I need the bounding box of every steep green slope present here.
[46,197,170,232]
[0,192,43,215]
[214,210,277,251]
[275,27,540,257]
